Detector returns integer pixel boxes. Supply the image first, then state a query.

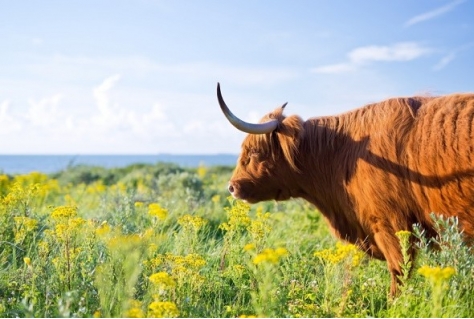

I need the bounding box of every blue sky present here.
[1,0,473,154]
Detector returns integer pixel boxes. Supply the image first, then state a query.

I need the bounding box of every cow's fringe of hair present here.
[255,107,305,172]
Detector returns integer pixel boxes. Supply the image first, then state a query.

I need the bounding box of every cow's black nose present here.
[228,183,234,194]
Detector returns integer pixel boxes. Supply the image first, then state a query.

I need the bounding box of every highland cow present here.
[217,83,474,295]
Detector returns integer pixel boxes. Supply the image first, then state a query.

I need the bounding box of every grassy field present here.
[1,162,473,317]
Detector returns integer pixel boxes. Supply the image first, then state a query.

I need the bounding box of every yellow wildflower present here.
[148,203,168,220]
[244,243,256,251]
[253,247,288,265]
[155,253,206,283]
[314,242,364,267]
[51,205,77,220]
[418,265,456,283]
[38,241,49,257]
[69,217,86,229]
[14,216,38,230]
[107,234,142,250]
[13,216,38,243]
[86,181,106,194]
[2,182,38,207]
[149,272,176,289]
[0,174,9,188]
[395,230,411,238]
[220,200,251,232]
[147,301,180,318]
[248,211,272,241]
[134,201,144,208]
[23,257,31,266]
[178,214,207,232]
[124,300,145,318]
[184,253,206,268]
[95,221,111,236]
[211,194,221,203]
[197,164,207,178]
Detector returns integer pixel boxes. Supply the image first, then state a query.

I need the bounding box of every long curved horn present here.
[217,83,281,134]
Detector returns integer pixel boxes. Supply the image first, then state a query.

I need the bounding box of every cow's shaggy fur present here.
[227,93,474,295]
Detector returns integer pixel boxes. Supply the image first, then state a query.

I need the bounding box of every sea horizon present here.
[0,154,238,175]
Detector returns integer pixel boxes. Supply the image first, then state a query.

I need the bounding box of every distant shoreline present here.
[0,154,238,175]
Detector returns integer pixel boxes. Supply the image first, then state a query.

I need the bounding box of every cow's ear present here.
[277,115,304,171]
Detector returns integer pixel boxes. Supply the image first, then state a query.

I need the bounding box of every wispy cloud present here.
[404,0,465,27]
[432,42,474,71]
[433,52,457,71]
[312,42,432,74]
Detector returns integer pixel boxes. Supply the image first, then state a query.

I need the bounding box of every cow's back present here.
[339,93,474,241]
[406,93,474,236]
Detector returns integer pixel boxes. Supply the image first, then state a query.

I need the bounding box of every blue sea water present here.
[0,154,238,175]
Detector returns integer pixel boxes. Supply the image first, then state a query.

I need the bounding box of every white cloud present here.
[0,100,22,133]
[311,42,432,74]
[405,0,466,27]
[26,94,63,127]
[311,63,356,74]
[91,74,133,132]
[349,42,431,63]
[93,74,121,116]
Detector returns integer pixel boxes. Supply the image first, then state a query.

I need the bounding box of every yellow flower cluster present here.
[177,214,207,232]
[148,253,206,285]
[47,206,86,242]
[418,265,456,283]
[13,171,48,186]
[107,233,142,250]
[149,272,176,289]
[148,203,168,220]
[13,216,38,243]
[170,253,206,273]
[1,172,60,207]
[244,243,256,251]
[147,301,180,318]
[395,230,411,238]
[95,221,111,237]
[53,218,86,241]
[1,183,38,207]
[0,174,9,188]
[253,247,288,265]
[314,242,364,267]
[220,200,251,232]
[124,299,145,318]
[85,181,106,194]
[51,205,78,220]
[248,210,272,241]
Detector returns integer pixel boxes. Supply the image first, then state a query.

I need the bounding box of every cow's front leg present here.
[372,230,407,296]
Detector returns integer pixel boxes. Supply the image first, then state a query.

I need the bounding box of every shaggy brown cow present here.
[217,83,474,295]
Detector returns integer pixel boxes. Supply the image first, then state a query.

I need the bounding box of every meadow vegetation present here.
[0,162,473,317]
